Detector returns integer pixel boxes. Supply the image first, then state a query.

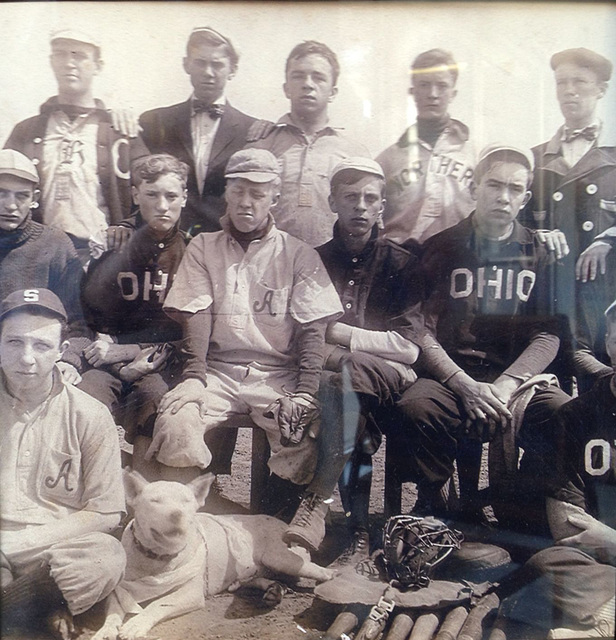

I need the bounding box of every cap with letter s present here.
[0,289,67,322]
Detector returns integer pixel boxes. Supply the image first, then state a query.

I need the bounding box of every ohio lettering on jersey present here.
[117,270,171,303]
[449,263,537,314]
[584,438,616,477]
[388,152,474,196]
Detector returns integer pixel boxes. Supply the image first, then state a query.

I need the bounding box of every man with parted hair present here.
[377,48,476,246]
[78,154,190,477]
[4,28,148,264]
[139,27,264,236]
[395,144,570,527]
[0,288,125,639]
[248,40,369,247]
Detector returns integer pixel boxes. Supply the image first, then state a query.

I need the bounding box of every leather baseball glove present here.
[264,392,320,446]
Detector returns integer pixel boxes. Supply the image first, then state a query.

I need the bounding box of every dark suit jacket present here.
[139,100,257,234]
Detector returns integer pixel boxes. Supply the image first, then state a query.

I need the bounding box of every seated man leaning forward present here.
[397,144,571,528]
[145,150,343,518]
[78,155,189,475]
[0,289,125,639]
[295,157,423,558]
[494,299,616,639]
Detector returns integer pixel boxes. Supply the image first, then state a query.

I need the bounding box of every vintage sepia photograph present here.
[1,1,615,639]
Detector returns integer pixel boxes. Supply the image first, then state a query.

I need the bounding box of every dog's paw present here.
[314,567,334,583]
[92,623,122,640]
[261,581,287,608]
[46,608,79,640]
[118,615,155,640]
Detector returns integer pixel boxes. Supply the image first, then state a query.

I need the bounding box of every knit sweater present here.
[0,216,90,367]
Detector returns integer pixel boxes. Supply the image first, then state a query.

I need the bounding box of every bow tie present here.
[192,101,225,119]
[562,124,599,143]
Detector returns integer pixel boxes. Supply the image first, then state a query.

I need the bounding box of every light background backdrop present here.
[1,1,615,157]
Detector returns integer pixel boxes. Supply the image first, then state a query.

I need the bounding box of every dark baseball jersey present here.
[420,214,557,378]
[549,375,616,529]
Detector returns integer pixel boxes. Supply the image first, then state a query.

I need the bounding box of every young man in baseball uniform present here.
[523,48,616,393]
[495,300,616,639]
[295,157,423,558]
[139,27,262,237]
[0,289,125,639]
[143,149,342,545]
[248,41,369,247]
[376,49,475,246]
[396,144,571,529]
[4,29,148,264]
[0,149,89,385]
[78,155,189,477]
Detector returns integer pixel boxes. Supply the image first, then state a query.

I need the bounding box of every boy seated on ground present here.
[78,155,189,475]
[293,157,423,561]
[0,289,125,639]
[142,149,343,545]
[495,299,616,639]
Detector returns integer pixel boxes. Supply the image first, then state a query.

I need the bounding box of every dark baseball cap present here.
[0,289,67,322]
[551,48,612,82]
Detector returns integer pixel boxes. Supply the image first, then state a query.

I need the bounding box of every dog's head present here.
[124,469,215,556]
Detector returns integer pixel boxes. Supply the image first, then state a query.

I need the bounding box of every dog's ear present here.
[123,468,149,506]
[188,473,216,507]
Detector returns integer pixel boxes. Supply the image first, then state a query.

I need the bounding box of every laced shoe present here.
[329,529,370,568]
[283,492,329,551]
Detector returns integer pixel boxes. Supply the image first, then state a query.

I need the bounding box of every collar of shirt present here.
[398,118,470,149]
[190,95,227,118]
[275,112,344,137]
[0,367,64,417]
[40,95,108,119]
[330,221,380,262]
[220,213,278,244]
[468,213,534,247]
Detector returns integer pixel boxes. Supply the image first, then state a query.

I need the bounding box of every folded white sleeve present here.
[349,327,420,365]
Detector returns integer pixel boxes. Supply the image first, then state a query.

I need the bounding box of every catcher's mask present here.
[382,515,463,589]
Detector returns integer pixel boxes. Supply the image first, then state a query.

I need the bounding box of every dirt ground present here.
[5,434,547,640]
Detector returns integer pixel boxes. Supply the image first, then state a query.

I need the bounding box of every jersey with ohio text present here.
[377,119,475,245]
[549,375,616,529]
[419,214,556,373]
[81,212,187,344]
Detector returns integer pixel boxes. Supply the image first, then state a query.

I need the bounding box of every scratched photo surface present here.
[1,2,615,640]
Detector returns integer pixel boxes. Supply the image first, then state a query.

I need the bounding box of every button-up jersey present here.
[249,114,369,247]
[377,119,476,245]
[0,371,124,529]
[164,218,343,368]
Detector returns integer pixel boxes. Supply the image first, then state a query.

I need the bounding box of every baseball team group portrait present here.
[0,2,615,640]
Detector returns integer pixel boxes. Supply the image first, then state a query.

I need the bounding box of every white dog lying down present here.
[93,470,333,640]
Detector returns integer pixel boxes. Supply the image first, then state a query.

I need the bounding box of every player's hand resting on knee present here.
[264,392,320,446]
[158,378,207,417]
[447,371,512,428]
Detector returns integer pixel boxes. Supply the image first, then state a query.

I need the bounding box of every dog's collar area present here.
[130,522,186,562]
